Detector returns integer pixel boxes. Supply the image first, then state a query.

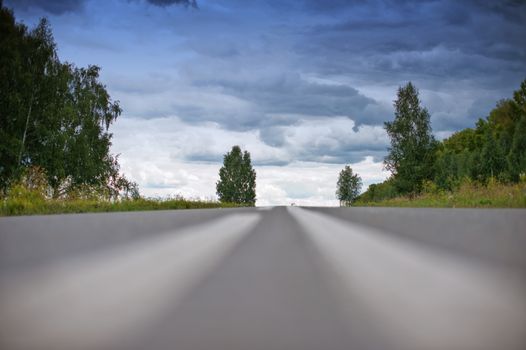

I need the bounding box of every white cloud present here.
[111,116,389,206]
[281,117,388,155]
[256,158,388,206]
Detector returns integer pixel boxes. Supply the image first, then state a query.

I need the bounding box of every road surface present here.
[1,207,525,350]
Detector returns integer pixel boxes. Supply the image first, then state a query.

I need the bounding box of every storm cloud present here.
[7,0,85,14]
[146,0,197,8]
[5,0,197,15]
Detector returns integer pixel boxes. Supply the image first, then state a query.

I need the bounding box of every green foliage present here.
[0,4,136,199]
[384,82,436,195]
[487,100,517,153]
[435,80,526,186]
[360,78,526,206]
[433,148,466,190]
[0,195,240,216]
[479,129,507,181]
[356,178,398,203]
[355,178,526,208]
[216,145,256,206]
[336,165,362,206]
[441,128,479,154]
[0,162,236,216]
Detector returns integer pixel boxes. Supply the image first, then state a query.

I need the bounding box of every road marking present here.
[0,213,261,350]
[289,207,526,350]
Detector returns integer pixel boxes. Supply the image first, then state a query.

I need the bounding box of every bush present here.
[356,178,526,208]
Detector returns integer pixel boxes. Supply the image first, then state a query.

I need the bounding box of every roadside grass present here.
[355,180,526,208]
[0,195,242,217]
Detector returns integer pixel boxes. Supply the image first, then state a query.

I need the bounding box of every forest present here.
[357,79,526,206]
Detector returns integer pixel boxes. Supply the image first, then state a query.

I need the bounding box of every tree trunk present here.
[18,91,35,166]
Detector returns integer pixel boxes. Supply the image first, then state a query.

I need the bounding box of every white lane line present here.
[289,207,526,350]
[0,213,261,350]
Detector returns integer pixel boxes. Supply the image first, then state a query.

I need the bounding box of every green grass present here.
[0,196,243,216]
[355,180,526,208]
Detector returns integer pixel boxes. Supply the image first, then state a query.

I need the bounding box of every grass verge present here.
[355,180,526,208]
[0,196,242,216]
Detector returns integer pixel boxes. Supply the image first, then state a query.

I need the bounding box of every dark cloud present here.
[259,127,286,148]
[182,153,221,163]
[442,4,471,26]
[188,73,389,128]
[305,0,526,70]
[5,0,85,14]
[146,0,197,8]
[296,147,388,164]
[301,0,526,20]
[143,0,524,137]
[292,131,389,164]
[222,78,374,117]
[287,0,526,134]
[182,142,387,166]
[120,0,524,143]
[5,0,198,15]
[302,0,359,13]
[9,0,525,165]
[474,0,526,23]
[272,147,388,165]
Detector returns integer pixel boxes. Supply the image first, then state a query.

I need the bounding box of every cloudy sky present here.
[6,0,526,205]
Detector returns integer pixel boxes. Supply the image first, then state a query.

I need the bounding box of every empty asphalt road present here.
[1,207,525,350]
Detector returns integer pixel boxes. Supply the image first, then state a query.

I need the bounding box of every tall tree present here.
[0,3,135,198]
[0,4,54,191]
[216,145,256,206]
[336,165,362,206]
[384,82,436,194]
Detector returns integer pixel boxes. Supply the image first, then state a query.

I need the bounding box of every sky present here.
[6,0,526,206]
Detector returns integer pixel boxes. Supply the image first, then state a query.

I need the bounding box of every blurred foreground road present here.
[1,207,525,350]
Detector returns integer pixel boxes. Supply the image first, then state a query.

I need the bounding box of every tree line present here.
[357,79,526,203]
[1,3,139,200]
